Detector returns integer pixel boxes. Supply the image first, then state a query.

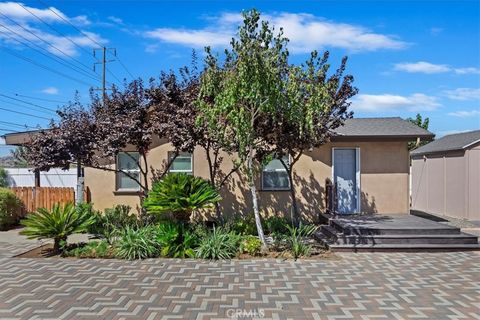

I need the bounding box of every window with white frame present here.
[169,152,193,174]
[262,155,290,190]
[116,152,140,191]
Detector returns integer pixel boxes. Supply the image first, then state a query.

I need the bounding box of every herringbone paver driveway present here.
[0,252,479,320]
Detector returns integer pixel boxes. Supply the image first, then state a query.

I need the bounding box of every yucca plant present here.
[20,203,95,253]
[286,224,317,260]
[143,173,222,222]
[195,227,241,260]
[114,226,158,260]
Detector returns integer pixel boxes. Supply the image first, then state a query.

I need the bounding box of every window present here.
[169,152,193,174]
[262,155,290,190]
[116,152,140,191]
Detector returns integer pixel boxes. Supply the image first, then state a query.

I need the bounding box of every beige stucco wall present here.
[84,139,410,222]
[411,143,480,221]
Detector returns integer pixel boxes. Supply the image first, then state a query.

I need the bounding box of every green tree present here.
[198,9,288,248]
[262,51,357,226]
[407,113,430,150]
[0,167,8,187]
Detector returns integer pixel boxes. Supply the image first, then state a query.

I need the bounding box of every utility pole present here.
[93,47,116,104]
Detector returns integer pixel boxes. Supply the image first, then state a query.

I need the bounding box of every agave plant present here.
[20,203,95,253]
[143,173,222,222]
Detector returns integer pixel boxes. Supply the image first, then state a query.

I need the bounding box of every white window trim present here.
[169,152,193,174]
[261,155,291,191]
[331,147,361,214]
[116,152,141,191]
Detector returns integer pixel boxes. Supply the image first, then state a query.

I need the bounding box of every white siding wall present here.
[4,168,77,188]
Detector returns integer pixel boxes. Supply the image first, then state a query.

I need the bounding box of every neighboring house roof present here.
[334,117,434,139]
[411,129,480,156]
[2,117,434,146]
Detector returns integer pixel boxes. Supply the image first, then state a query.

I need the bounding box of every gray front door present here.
[333,149,358,214]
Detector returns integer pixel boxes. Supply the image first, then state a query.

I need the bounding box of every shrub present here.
[0,188,22,231]
[0,167,8,187]
[227,214,257,236]
[114,226,158,260]
[151,222,198,258]
[240,236,262,256]
[20,202,95,253]
[64,240,112,258]
[195,227,241,260]
[88,205,139,244]
[286,224,317,260]
[264,216,290,237]
[143,173,222,222]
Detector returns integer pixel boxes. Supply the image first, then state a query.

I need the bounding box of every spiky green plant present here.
[143,173,222,222]
[286,224,317,260]
[152,222,198,258]
[20,203,95,253]
[195,227,241,260]
[114,226,158,260]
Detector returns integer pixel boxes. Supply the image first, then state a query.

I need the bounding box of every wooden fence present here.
[11,187,76,214]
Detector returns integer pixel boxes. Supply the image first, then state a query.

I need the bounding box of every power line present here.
[0,106,53,120]
[0,11,101,80]
[0,25,102,83]
[0,98,56,116]
[114,54,134,79]
[0,46,94,87]
[18,2,93,58]
[0,120,39,129]
[14,93,67,104]
[37,0,103,48]
[0,128,20,132]
[0,94,58,113]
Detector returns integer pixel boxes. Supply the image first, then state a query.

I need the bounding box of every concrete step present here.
[333,233,479,245]
[328,243,480,252]
[330,219,461,236]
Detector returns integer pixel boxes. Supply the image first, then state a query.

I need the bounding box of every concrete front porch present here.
[316,213,480,251]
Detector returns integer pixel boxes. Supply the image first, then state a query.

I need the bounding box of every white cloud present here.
[145,12,408,53]
[41,87,59,95]
[430,27,443,35]
[107,16,123,24]
[0,2,90,25]
[351,93,440,112]
[454,67,480,75]
[0,2,104,56]
[394,61,450,74]
[393,61,480,75]
[447,110,480,118]
[443,88,480,101]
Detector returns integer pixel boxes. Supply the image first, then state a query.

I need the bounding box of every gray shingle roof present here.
[334,117,434,138]
[411,130,480,155]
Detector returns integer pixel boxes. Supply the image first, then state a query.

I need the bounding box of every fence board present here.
[10,187,78,215]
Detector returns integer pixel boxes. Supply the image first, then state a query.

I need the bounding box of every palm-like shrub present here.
[143,173,222,222]
[20,203,95,253]
[286,224,317,260]
[152,222,198,258]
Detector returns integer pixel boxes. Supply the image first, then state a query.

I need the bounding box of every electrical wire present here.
[0,120,38,129]
[18,2,93,58]
[0,25,102,83]
[14,93,67,104]
[0,106,53,120]
[0,94,58,113]
[0,46,94,87]
[0,11,100,79]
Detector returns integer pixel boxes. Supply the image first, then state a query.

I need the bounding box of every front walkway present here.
[0,251,479,319]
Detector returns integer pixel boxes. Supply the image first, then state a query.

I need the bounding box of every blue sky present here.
[0,0,479,156]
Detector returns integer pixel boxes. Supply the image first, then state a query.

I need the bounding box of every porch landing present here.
[316,213,480,252]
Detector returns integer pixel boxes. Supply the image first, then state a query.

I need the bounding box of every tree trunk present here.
[247,155,267,249]
[53,236,66,254]
[287,167,300,227]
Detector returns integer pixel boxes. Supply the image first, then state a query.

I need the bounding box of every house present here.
[411,130,480,221]
[81,117,433,221]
